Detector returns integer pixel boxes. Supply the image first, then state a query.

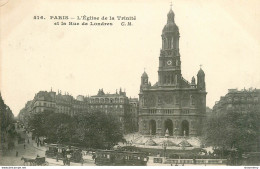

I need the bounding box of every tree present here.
[44,112,76,144]
[28,110,53,138]
[74,111,124,149]
[204,109,260,157]
[27,110,124,149]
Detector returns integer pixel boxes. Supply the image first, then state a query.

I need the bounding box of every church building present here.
[138,6,207,137]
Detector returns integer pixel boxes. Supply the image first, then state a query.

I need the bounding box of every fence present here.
[164,158,227,165]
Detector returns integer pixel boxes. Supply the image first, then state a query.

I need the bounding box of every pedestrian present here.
[63,157,66,166]
[68,159,70,166]
[81,158,84,166]
[24,144,26,149]
[193,157,196,165]
[16,151,18,157]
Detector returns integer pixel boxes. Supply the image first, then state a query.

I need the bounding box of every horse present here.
[21,156,35,166]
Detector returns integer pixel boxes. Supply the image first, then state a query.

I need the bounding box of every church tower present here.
[197,68,206,91]
[138,5,207,137]
[158,7,181,87]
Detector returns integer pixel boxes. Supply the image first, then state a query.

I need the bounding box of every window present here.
[100,98,104,103]
[95,98,99,103]
[254,97,258,102]
[105,98,109,103]
[190,95,195,105]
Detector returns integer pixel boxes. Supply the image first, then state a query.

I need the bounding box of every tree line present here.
[27,110,124,149]
[203,108,260,159]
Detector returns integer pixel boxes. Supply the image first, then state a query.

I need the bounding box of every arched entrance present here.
[149,120,156,135]
[181,120,189,136]
[164,119,173,136]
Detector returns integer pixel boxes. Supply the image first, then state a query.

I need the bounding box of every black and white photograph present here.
[0,0,260,167]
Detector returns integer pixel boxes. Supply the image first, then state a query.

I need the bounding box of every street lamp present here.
[162,142,168,158]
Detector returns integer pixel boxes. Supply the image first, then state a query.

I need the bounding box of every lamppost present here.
[162,142,168,158]
[163,129,169,158]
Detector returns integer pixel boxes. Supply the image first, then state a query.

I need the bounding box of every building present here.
[0,92,14,131]
[213,88,260,114]
[18,100,33,128]
[89,88,131,133]
[18,88,138,133]
[138,7,207,137]
[55,91,88,116]
[213,88,260,152]
[18,90,89,127]
[129,98,139,132]
[30,91,56,114]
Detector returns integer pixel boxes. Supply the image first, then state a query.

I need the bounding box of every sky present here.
[1,0,260,116]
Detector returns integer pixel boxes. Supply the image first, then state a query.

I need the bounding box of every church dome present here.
[141,71,148,78]
[162,9,178,33]
[197,68,205,77]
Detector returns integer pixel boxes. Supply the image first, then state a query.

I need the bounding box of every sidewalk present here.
[32,142,47,152]
[46,158,96,166]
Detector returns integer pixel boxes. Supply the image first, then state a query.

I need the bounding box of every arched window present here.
[104,98,108,103]
[120,98,124,103]
[110,98,114,103]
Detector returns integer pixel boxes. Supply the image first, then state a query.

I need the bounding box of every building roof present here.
[141,71,148,78]
[197,68,205,76]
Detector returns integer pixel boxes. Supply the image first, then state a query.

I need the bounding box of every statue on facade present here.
[165,129,169,137]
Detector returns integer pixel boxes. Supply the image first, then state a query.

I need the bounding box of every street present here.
[0,128,95,166]
[0,128,45,166]
[0,127,226,166]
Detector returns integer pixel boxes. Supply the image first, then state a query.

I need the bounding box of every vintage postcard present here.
[0,0,260,167]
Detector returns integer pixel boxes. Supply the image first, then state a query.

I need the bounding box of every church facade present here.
[138,7,207,137]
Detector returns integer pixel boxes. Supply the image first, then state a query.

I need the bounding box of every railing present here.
[164,158,227,164]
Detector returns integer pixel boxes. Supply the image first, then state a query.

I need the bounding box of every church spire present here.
[167,2,175,24]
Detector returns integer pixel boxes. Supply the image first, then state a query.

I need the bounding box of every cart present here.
[35,157,49,166]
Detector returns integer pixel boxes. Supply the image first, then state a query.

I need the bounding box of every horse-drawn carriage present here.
[35,157,49,166]
[21,156,49,166]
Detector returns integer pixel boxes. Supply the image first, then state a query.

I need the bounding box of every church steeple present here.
[141,70,149,85]
[197,67,206,91]
[167,2,175,24]
[158,6,181,87]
